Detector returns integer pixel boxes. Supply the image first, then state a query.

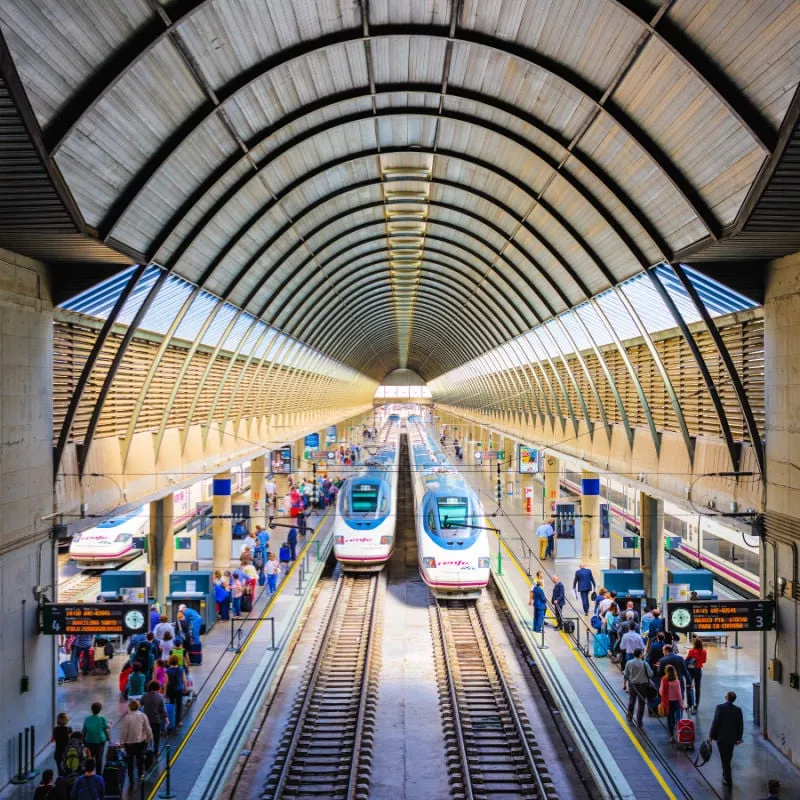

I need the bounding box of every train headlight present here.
[335,536,344,545]
[380,536,392,545]
[478,557,490,568]
[423,557,437,568]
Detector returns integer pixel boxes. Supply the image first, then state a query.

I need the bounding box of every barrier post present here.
[731,631,743,649]
[10,731,24,783]
[227,617,236,652]
[158,744,176,799]
[296,564,304,595]
[28,725,38,779]
[315,540,321,561]
[268,617,276,650]
[539,625,548,650]
[496,544,503,577]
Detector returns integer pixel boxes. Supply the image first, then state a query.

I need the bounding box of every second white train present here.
[408,418,490,599]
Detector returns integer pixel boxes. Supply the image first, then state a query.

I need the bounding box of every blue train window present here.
[352,484,379,513]
[437,496,468,529]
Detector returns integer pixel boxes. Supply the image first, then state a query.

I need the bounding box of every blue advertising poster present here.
[518,445,540,474]
[325,425,337,445]
[304,432,320,448]
[271,445,292,473]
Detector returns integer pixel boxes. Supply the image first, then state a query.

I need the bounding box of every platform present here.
[0,506,335,800]
[455,451,800,800]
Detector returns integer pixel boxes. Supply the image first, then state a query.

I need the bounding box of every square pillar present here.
[212,471,232,570]
[580,469,601,563]
[640,492,665,600]
[149,494,175,607]
[250,455,266,529]
[544,454,560,515]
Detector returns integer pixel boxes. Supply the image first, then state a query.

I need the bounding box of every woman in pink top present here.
[153,659,167,690]
[660,664,684,741]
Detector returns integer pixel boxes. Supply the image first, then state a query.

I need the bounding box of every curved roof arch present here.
[1,0,797,384]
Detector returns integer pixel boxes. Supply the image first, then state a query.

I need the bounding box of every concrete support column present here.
[580,469,601,563]
[544,454,560,516]
[250,455,266,530]
[212,470,232,570]
[149,494,175,606]
[639,492,665,601]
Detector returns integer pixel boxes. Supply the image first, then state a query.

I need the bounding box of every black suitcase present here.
[241,593,253,613]
[103,759,126,798]
[562,620,576,635]
[189,640,203,665]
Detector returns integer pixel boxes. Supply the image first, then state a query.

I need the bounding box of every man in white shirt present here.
[619,625,646,665]
[265,476,277,507]
[536,518,554,560]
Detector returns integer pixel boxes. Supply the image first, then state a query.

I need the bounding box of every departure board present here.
[41,603,149,636]
[667,600,774,633]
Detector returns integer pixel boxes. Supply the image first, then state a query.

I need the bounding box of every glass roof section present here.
[59,266,365,382]
[431,264,758,384]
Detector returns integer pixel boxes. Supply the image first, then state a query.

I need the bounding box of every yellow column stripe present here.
[493,531,678,800]
[147,509,331,800]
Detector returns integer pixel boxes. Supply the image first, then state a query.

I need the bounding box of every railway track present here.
[264,572,384,799]
[58,571,102,602]
[431,599,557,800]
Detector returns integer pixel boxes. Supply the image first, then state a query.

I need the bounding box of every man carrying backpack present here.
[70,758,104,799]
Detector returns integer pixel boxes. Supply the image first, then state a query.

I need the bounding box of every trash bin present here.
[753,681,760,726]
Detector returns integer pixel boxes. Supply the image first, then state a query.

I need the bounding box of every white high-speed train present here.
[69,506,150,567]
[409,420,490,598]
[68,462,253,568]
[333,418,400,572]
[560,472,759,596]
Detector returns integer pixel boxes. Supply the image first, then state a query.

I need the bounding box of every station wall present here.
[0,249,55,787]
[763,249,800,766]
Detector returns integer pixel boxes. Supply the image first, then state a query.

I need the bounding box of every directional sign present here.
[667,600,775,633]
[41,603,149,636]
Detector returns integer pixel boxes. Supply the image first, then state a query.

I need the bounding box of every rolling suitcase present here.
[279,543,291,563]
[676,718,696,750]
[60,660,79,682]
[165,703,176,731]
[241,592,253,613]
[189,640,203,666]
[593,633,610,658]
[102,757,127,798]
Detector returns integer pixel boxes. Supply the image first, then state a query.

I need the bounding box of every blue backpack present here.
[590,614,603,631]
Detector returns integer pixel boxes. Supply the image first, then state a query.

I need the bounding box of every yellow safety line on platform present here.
[493,531,679,800]
[147,508,331,800]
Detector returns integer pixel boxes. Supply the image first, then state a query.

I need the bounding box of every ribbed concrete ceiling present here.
[0,0,798,381]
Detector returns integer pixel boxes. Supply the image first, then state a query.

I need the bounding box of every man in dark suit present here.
[657,645,691,695]
[709,691,744,787]
[572,564,596,614]
[551,575,566,629]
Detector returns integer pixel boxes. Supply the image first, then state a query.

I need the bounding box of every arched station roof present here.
[0,0,798,384]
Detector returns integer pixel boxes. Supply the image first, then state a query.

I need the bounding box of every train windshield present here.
[351,483,379,513]
[437,496,469,530]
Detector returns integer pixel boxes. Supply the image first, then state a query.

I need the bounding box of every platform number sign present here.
[41,603,150,636]
[666,600,775,633]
